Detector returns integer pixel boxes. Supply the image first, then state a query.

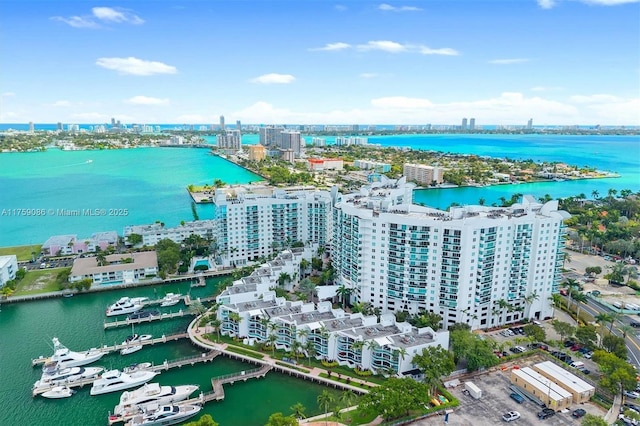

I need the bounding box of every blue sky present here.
[1,0,639,125]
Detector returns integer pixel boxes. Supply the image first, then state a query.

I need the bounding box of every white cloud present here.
[378,3,423,11]
[1,92,16,97]
[176,114,207,123]
[357,40,408,53]
[359,73,379,79]
[92,7,144,24]
[96,57,177,76]
[228,92,639,125]
[537,0,556,8]
[531,86,564,92]
[51,100,72,107]
[371,96,433,109]
[420,47,459,56]
[310,42,351,51]
[125,96,169,105]
[51,15,99,28]
[250,73,296,84]
[489,58,531,64]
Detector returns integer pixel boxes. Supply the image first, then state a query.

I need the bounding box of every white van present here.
[570,361,585,369]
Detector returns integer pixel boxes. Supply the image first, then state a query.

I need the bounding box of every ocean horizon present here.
[1,133,638,247]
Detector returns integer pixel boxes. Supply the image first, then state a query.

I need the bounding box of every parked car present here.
[578,368,591,375]
[584,351,593,359]
[510,393,525,404]
[631,322,640,328]
[572,408,586,418]
[502,411,521,422]
[624,391,640,399]
[578,347,591,354]
[537,408,556,419]
[563,340,576,348]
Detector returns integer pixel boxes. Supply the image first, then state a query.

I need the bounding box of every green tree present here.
[412,345,455,395]
[264,412,298,426]
[574,325,597,348]
[127,233,143,246]
[183,414,219,426]
[317,390,334,425]
[580,414,608,426]
[358,378,431,421]
[523,324,546,342]
[336,285,352,309]
[552,320,575,342]
[592,350,637,394]
[289,402,306,420]
[602,334,627,359]
[298,278,316,302]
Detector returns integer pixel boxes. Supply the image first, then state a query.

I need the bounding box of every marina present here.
[104,310,193,329]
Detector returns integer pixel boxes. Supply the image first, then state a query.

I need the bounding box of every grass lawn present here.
[0,244,41,262]
[14,269,62,295]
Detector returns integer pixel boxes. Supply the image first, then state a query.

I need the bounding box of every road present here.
[569,294,640,369]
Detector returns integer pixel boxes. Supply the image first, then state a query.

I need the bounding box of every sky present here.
[1,0,639,126]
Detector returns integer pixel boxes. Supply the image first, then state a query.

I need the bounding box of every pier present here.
[33,351,220,397]
[103,310,192,329]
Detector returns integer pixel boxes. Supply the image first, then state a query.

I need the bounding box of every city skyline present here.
[1,0,639,126]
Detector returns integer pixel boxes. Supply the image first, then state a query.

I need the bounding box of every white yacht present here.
[90,369,159,396]
[120,334,153,356]
[46,337,104,368]
[40,385,75,399]
[159,293,182,307]
[114,383,199,415]
[125,403,202,426]
[34,365,104,388]
[106,297,148,317]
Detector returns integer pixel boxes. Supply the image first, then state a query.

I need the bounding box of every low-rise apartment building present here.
[69,251,158,285]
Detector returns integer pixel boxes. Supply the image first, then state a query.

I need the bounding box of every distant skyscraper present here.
[527,118,533,130]
[220,115,225,131]
[111,118,116,127]
[461,118,468,130]
[278,131,302,156]
[28,121,34,133]
[236,120,241,131]
[469,118,475,130]
[57,122,63,131]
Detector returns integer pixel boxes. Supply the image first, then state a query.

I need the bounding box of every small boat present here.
[123,363,153,374]
[45,337,104,368]
[114,383,199,415]
[160,293,182,307]
[120,334,153,356]
[90,369,159,396]
[124,403,202,426]
[41,385,75,399]
[127,310,161,321]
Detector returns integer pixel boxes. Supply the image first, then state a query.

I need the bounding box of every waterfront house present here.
[0,255,18,287]
[69,251,158,285]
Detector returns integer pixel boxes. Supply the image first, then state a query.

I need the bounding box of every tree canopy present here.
[358,378,432,421]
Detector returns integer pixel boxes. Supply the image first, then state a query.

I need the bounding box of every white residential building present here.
[69,252,158,285]
[211,185,334,267]
[0,255,18,287]
[42,232,118,256]
[403,163,445,186]
[123,220,216,247]
[332,176,569,330]
[216,130,242,151]
[215,248,449,375]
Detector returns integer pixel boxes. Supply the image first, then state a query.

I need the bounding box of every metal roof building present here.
[533,361,595,403]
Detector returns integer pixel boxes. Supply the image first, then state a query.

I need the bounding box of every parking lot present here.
[412,365,606,426]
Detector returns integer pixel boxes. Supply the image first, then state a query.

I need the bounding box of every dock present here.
[103,310,192,329]
[107,364,271,425]
[190,275,206,288]
[33,351,220,397]
[31,333,189,366]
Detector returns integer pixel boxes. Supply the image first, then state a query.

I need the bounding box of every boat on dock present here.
[107,297,148,317]
[123,403,202,426]
[40,385,75,399]
[91,369,159,396]
[160,293,182,307]
[113,383,199,416]
[45,337,104,368]
[120,334,153,356]
[34,365,104,389]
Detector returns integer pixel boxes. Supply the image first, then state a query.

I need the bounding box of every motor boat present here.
[34,365,104,388]
[124,403,202,426]
[90,369,159,396]
[127,310,161,321]
[114,383,199,415]
[159,293,182,307]
[106,297,148,317]
[120,334,153,356]
[40,385,75,399]
[123,363,153,374]
[46,337,104,368]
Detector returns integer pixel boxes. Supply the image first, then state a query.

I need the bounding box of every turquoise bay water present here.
[1,134,638,246]
[0,279,340,425]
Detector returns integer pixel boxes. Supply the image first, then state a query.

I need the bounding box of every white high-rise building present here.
[403,163,444,185]
[278,131,303,156]
[217,130,241,150]
[332,176,569,330]
[211,185,335,266]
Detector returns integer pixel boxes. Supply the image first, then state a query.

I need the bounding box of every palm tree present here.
[290,402,306,420]
[304,340,317,366]
[299,258,310,277]
[591,190,600,200]
[571,291,588,319]
[337,390,356,417]
[620,324,636,339]
[608,311,623,333]
[317,390,334,425]
[562,279,581,307]
[298,278,316,302]
[267,333,277,355]
[278,272,291,288]
[209,319,222,342]
[595,312,614,337]
[336,285,352,309]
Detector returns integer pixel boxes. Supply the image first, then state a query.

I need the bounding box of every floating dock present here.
[103,310,192,329]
